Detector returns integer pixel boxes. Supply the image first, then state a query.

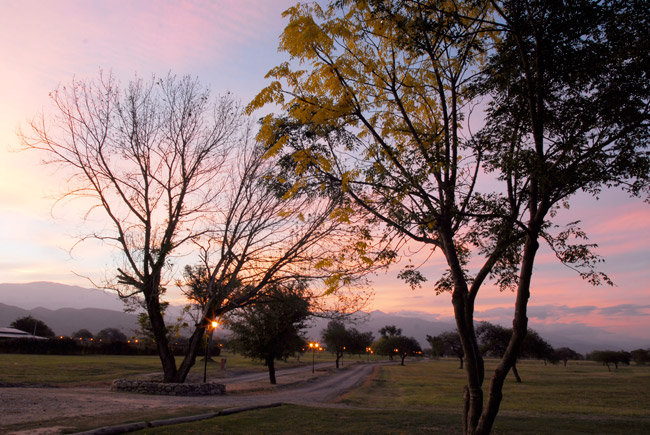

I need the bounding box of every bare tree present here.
[22,71,388,383]
[172,139,386,382]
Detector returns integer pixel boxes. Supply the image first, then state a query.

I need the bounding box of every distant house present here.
[0,327,47,340]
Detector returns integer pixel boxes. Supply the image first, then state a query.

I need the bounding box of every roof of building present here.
[0,327,47,339]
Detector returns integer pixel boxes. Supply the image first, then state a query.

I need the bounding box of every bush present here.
[0,338,160,356]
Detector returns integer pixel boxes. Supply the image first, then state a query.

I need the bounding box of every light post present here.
[309,342,319,373]
[203,319,218,383]
[366,347,372,362]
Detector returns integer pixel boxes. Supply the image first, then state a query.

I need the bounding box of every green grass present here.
[2,355,649,434]
[0,351,342,386]
[133,358,650,434]
[133,403,650,435]
[136,405,458,435]
[0,354,164,386]
[342,359,650,417]
[2,407,220,435]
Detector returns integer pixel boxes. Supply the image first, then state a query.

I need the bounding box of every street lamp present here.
[366,347,372,362]
[309,342,319,373]
[203,319,219,383]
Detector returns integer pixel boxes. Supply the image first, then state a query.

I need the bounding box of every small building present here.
[0,327,46,340]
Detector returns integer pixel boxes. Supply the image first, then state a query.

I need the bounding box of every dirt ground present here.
[0,362,376,434]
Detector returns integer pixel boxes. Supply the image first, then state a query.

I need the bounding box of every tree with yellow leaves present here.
[250,1,650,433]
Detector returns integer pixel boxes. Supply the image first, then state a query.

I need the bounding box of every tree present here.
[321,320,352,369]
[589,350,632,371]
[375,324,404,361]
[227,283,311,385]
[22,72,385,384]
[379,325,402,338]
[630,349,650,365]
[554,347,583,367]
[170,140,384,383]
[320,320,372,367]
[476,322,523,382]
[346,328,375,356]
[477,323,556,380]
[95,328,127,343]
[520,330,557,365]
[428,331,464,368]
[249,1,650,433]
[388,335,422,366]
[427,335,446,359]
[71,329,94,340]
[11,316,55,338]
[130,294,186,346]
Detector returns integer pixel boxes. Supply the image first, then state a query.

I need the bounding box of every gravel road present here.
[0,361,381,431]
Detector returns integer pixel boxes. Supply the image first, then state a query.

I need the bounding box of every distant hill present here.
[1,281,645,353]
[0,302,138,336]
[0,282,124,311]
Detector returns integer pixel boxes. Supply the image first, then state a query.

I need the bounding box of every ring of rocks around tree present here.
[112,379,226,396]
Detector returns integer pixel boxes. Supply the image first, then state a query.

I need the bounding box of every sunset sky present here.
[1,1,648,342]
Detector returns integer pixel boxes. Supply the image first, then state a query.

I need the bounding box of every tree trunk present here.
[145,285,178,383]
[512,363,522,383]
[440,219,485,435]
[175,324,208,383]
[267,357,277,385]
[474,234,540,434]
[459,356,464,369]
[400,355,406,366]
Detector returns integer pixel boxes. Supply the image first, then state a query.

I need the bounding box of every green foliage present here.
[95,328,128,343]
[588,350,632,371]
[375,326,422,365]
[320,320,373,368]
[554,347,583,367]
[227,284,311,384]
[10,315,55,338]
[631,348,650,365]
[378,324,401,338]
[427,331,464,367]
[476,322,556,363]
[0,338,157,357]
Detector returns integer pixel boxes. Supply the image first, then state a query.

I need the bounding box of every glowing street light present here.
[309,341,319,373]
[203,319,219,383]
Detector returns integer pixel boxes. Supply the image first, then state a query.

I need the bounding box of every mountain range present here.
[1,281,644,353]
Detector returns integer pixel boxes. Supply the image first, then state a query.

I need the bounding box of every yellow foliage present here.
[264,135,288,159]
[329,206,354,223]
[314,258,334,269]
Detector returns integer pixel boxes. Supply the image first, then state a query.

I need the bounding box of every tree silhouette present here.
[228,283,310,384]
[95,328,127,343]
[11,315,54,337]
[22,72,386,384]
[71,329,94,340]
[428,331,464,368]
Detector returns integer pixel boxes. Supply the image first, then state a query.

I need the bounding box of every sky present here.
[1,0,648,343]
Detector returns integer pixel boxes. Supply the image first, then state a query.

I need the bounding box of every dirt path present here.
[0,362,383,432]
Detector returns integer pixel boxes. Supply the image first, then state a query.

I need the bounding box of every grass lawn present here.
[134,358,650,434]
[132,403,650,435]
[1,355,649,433]
[0,351,343,386]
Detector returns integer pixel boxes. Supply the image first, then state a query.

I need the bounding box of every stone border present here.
[73,403,283,434]
[111,378,226,396]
